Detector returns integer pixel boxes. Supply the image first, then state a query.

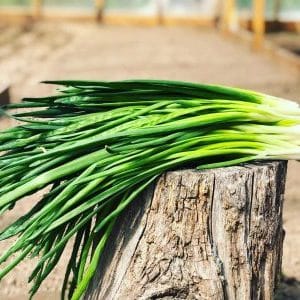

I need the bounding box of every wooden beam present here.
[221,0,237,34]
[0,9,216,28]
[95,0,105,22]
[103,14,158,26]
[31,0,43,19]
[252,0,266,50]
[156,0,164,25]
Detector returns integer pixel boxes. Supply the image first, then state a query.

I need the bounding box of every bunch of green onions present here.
[0,79,299,299]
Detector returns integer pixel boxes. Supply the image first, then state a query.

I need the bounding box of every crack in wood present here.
[85,161,287,300]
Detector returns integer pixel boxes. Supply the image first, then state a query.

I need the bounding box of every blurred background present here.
[0,1,300,299]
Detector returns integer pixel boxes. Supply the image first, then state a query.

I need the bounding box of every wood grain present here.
[86,161,287,300]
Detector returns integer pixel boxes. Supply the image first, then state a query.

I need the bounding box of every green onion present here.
[0,79,299,300]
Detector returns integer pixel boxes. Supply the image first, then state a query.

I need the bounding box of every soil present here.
[0,21,300,299]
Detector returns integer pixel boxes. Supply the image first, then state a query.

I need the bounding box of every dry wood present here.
[253,0,266,50]
[86,161,287,300]
[31,0,42,19]
[0,84,10,105]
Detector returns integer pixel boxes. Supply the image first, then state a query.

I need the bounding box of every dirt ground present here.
[0,21,300,299]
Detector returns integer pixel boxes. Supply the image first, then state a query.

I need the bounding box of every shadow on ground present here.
[276,276,300,300]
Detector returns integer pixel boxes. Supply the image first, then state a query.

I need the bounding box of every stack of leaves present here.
[0,79,299,299]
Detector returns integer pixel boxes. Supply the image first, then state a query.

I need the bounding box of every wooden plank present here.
[86,161,287,299]
[252,0,266,50]
[163,16,215,27]
[103,14,158,26]
[0,9,215,28]
[103,14,215,27]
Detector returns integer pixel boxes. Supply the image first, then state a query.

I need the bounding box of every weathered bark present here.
[85,161,287,300]
[0,84,10,105]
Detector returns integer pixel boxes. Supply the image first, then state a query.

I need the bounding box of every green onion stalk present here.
[0,79,299,299]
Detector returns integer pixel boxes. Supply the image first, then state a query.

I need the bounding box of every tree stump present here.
[85,161,287,300]
[0,84,10,105]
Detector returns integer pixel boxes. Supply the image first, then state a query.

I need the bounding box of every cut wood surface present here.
[85,161,287,300]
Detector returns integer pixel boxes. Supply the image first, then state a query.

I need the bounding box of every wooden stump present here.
[0,84,10,105]
[85,161,287,300]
